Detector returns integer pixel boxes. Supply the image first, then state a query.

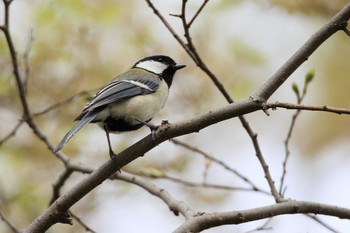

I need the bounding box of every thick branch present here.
[173,201,350,233]
[252,3,350,102]
[24,3,350,232]
[24,99,260,233]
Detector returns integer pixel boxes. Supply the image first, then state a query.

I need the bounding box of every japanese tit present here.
[54,55,186,158]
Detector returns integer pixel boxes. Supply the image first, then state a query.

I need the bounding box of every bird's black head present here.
[134,55,186,87]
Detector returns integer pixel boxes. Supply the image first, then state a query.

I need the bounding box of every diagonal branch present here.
[252,4,350,102]
[110,172,196,219]
[0,0,69,164]
[19,2,350,233]
[170,139,266,192]
[187,0,209,28]
[0,210,21,233]
[24,99,261,233]
[147,0,282,202]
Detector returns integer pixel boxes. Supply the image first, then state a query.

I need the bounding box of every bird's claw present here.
[150,125,159,141]
[110,151,117,162]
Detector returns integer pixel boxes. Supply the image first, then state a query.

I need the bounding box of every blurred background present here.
[1,0,350,232]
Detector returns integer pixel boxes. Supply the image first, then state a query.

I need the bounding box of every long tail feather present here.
[53,111,98,153]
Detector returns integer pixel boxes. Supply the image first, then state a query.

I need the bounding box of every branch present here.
[33,89,92,117]
[0,0,69,164]
[187,0,209,28]
[265,102,350,115]
[0,120,23,146]
[69,211,96,233]
[22,3,350,232]
[24,99,261,233]
[252,3,350,102]
[148,0,283,202]
[173,201,350,233]
[160,173,271,196]
[110,172,196,219]
[279,74,313,195]
[170,139,266,193]
[0,211,21,233]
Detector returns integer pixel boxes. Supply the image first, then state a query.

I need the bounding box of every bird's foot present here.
[109,150,117,162]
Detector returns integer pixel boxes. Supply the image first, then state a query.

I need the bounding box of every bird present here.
[53,55,186,158]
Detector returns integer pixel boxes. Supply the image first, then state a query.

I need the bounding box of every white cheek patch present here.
[135,60,168,74]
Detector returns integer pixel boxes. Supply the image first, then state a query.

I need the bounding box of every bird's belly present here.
[95,82,169,132]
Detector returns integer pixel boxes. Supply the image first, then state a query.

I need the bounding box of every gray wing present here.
[54,70,160,153]
[79,78,159,115]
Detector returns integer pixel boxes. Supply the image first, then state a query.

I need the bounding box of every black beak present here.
[175,64,186,70]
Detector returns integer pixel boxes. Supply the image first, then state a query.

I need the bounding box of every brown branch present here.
[173,201,350,233]
[50,168,74,205]
[0,120,23,146]
[148,0,283,202]
[306,214,340,233]
[170,139,266,193]
[21,2,350,232]
[279,78,311,195]
[110,172,196,219]
[344,27,350,36]
[33,89,92,117]
[265,102,350,115]
[252,4,350,102]
[23,29,33,93]
[145,0,192,56]
[187,0,209,28]
[51,161,196,220]
[160,173,271,196]
[69,211,96,233]
[1,0,69,164]
[0,210,21,233]
[24,99,261,233]
[179,0,233,102]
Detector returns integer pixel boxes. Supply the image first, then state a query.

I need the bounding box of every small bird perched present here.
[54,55,185,158]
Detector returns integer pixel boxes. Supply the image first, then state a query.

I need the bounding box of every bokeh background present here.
[1,0,350,232]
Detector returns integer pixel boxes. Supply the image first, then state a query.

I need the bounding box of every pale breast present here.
[107,80,169,124]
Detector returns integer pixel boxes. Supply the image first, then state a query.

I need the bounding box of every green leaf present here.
[305,69,315,84]
[292,82,300,99]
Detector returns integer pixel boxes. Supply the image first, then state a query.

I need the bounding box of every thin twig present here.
[246,218,273,233]
[0,120,23,146]
[161,173,271,196]
[50,168,74,205]
[1,0,69,164]
[110,172,196,219]
[181,0,282,201]
[145,0,192,56]
[306,214,340,233]
[187,0,209,28]
[265,102,350,115]
[23,29,33,93]
[0,210,21,233]
[69,211,97,233]
[170,139,265,192]
[33,89,92,117]
[343,27,350,36]
[147,0,282,202]
[278,79,310,195]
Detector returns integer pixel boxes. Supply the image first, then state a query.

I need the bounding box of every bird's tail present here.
[53,111,98,153]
